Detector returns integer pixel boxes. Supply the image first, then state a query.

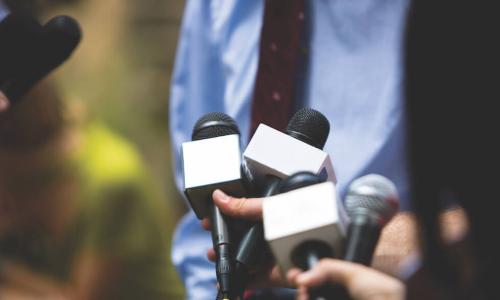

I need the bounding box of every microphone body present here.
[343,215,383,264]
[233,174,280,286]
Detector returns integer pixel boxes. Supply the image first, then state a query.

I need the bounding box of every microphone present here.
[263,172,347,272]
[262,172,349,300]
[182,112,246,300]
[233,108,335,297]
[313,174,400,300]
[343,174,399,265]
[0,14,81,102]
[0,13,43,83]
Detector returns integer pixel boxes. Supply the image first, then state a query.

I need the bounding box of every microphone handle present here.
[232,175,282,299]
[311,216,381,299]
[344,215,381,265]
[211,204,233,299]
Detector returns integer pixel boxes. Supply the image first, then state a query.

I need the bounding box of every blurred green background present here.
[6,0,188,298]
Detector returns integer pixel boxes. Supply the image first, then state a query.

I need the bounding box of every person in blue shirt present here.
[168,0,463,299]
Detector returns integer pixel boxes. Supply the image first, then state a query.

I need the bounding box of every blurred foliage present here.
[6,0,188,298]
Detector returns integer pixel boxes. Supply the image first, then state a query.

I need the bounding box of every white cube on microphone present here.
[243,124,336,183]
[182,134,245,219]
[263,182,348,273]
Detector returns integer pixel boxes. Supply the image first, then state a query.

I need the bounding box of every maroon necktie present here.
[249,0,306,140]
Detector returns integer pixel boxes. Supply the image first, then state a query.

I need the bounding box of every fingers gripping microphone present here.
[233,108,334,297]
[343,174,400,265]
[182,112,244,300]
[318,175,400,300]
[0,14,81,103]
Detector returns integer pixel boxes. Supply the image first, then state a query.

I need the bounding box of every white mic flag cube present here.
[182,134,245,219]
[243,124,336,183]
[263,182,348,273]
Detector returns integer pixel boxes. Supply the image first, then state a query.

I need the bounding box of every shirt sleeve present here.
[0,1,8,21]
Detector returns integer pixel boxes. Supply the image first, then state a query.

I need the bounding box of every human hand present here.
[201,189,288,289]
[287,259,405,300]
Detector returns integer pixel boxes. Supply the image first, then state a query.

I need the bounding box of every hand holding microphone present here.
[288,258,405,300]
[203,190,288,290]
[286,174,402,300]
[204,175,404,300]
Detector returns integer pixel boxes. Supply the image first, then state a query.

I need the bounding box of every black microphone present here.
[0,14,81,102]
[314,175,400,300]
[233,108,331,298]
[343,174,399,265]
[0,13,43,83]
[301,175,399,300]
[270,172,346,300]
[188,112,242,300]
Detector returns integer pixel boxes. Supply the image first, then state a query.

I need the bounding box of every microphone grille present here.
[192,112,240,141]
[285,108,330,149]
[345,174,399,224]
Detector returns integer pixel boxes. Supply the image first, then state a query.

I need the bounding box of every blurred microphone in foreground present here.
[0,12,81,110]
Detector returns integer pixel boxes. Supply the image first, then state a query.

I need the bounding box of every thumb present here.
[295,259,360,288]
[212,189,263,221]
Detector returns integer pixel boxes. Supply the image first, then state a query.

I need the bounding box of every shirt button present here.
[298,12,305,21]
[272,91,281,102]
[270,42,278,52]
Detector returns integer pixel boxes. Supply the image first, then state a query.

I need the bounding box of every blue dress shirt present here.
[0,1,8,22]
[169,0,410,299]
